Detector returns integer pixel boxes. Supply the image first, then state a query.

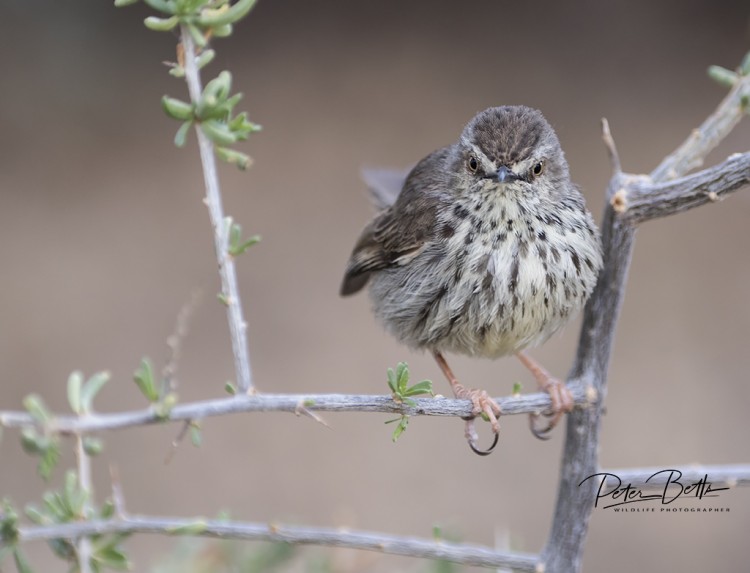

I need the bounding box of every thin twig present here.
[620,151,750,224]
[600,464,750,489]
[14,516,540,572]
[179,27,254,394]
[108,464,128,519]
[75,435,93,573]
[651,73,750,181]
[0,383,592,434]
[163,290,201,394]
[600,118,621,174]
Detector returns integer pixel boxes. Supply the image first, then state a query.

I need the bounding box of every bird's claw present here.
[529,378,574,440]
[465,417,500,455]
[455,386,501,455]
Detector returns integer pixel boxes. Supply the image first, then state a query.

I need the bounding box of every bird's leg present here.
[432,351,501,455]
[516,351,574,439]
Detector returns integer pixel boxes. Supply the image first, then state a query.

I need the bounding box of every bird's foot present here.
[529,377,574,440]
[454,383,501,455]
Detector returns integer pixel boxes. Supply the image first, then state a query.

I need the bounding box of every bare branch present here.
[601,464,750,489]
[179,27,254,394]
[618,151,750,224]
[15,516,540,572]
[651,73,750,181]
[0,383,593,434]
[543,64,750,573]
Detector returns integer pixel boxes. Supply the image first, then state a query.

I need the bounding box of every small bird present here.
[340,106,603,454]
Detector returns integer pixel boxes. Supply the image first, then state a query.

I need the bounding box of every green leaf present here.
[386,368,398,394]
[211,23,233,37]
[168,64,186,78]
[197,0,257,27]
[167,520,208,535]
[114,0,139,6]
[228,223,261,256]
[144,15,179,31]
[154,392,178,420]
[174,121,192,148]
[81,371,111,414]
[143,0,177,13]
[391,415,409,442]
[13,548,33,573]
[189,423,202,447]
[24,505,46,525]
[201,120,237,146]
[224,381,237,394]
[23,394,51,423]
[217,292,230,306]
[100,499,115,519]
[186,22,208,48]
[83,437,104,456]
[396,362,409,393]
[94,546,130,570]
[402,380,433,397]
[67,371,83,415]
[196,49,216,69]
[512,382,522,396]
[162,96,194,121]
[20,427,43,455]
[203,71,233,102]
[215,146,251,170]
[38,444,60,481]
[741,50,750,75]
[134,358,159,402]
[708,65,737,88]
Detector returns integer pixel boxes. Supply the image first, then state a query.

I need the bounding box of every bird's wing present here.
[340,147,451,296]
[360,167,411,209]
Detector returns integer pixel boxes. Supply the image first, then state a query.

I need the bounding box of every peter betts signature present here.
[579,470,730,509]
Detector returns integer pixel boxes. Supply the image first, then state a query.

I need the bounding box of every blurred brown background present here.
[1,0,749,571]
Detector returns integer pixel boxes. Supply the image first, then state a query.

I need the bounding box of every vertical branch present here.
[75,435,93,573]
[543,197,636,572]
[543,66,750,572]
[180,27,254,394]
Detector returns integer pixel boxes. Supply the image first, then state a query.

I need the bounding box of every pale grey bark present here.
[542,71,750,573]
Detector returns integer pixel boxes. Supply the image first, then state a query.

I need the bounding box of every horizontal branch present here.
[0,383,593,434]
[14,516,541,572]
[601,464,750,489]
[615,151,750,224]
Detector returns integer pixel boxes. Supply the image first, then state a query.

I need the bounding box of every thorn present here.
[109,464,128,518]
[294,402,332,429]
[601,118,622,174]
[165,420,192,463]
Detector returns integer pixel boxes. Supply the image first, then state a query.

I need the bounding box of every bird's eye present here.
[468,156,479,173]
[531,161,545,177]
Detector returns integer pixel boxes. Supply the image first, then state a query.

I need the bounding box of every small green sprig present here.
[19,395,60,481]
[0,500,34,573]
[24,473,130,571]
[226,217,261,256]
[387,362,433,406]
[708,50,750,94]
[133,358,179,420]
[385,363,433,442]
[161,71,261,170]
[118,0,261,170]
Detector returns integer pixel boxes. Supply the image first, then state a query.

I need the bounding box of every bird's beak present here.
[495,165,519,183]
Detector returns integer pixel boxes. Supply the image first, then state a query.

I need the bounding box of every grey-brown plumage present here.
[341,106,603,452]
